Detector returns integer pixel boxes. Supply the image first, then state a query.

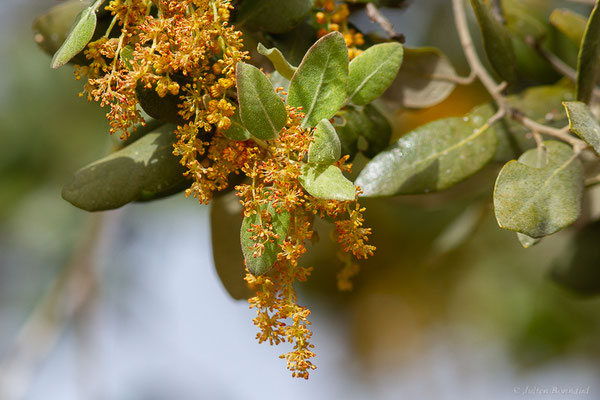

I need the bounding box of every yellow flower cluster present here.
[314,0,365,59]
[72,0,375,380]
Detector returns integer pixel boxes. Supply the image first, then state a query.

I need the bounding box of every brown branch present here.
[452,0,587,151]
[365,3,405,42]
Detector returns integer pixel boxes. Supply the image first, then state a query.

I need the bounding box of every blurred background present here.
[1,0,600,399]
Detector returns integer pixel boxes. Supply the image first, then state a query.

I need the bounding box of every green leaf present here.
[241,200,290,276]
[235,0,313,34]
[299,164,356,201]
[211,193,254,300]
[517,233,540,248]
[221,109,251,141]
[257,43,297,80]
[576,1,600,103]
[62,124,188,211]
[308,119,341,164]
[549,8,588,46]
[551,219,600,296]
[383,47,458,109]
[33,0,87,59]
[51,4,98,68]
[470,0,517,84]
[136,82,186,125]
[347,42,404,105]
[494,141,584,238]
[563,101,600,155]
[236,62,287,140]
[287,32,349,128]
[355,105,499,196]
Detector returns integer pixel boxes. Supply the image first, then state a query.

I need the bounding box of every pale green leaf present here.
[383,47,458,109]
[33,0,87,59]
[347,42,403,105]
[241,201,290,276]
[236,62,287,140]
[62,124,187,211]
[299,164,356,201]
[308,119,341,164]
[51,5,98,68]
[470,0,517,84]
[576,1,600,103]
[211,193,254,300]
[287,32,349,128]
[517,233,540,248]
[563,101,600,155]
[257,43,297,80]
[494,141,584,238]
[355,105,499,196]
[549,8,587,46]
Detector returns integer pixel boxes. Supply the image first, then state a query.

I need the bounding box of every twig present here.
[365,4,405,42]
[452,0,587,151]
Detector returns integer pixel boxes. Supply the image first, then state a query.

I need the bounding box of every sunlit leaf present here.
[494,141,583,238]
[236,62,287,140]
[288,32,349,128]
[211,193,254,300]
[576,1,600,103]
[299,164,356,201]
[563,101,600,155]
[308,119,341,164]
[355,105,498,196]
[235,0,313,34]
[257,43,297,80]
[241,201,290,276]
[383,47,457,109]
[51,4,98,68]
[470,0,517,84]
[347,42,403,105]
[62,124,188,211]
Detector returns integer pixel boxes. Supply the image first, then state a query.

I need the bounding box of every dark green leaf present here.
[136,82,186,125]
[347,42,404,105]
[470,0,517,84]
[299,164,356,201]
[257,43,297,80]
[383,47,458,109]
[51,4,98,68]
[494,141,583,238]
[549,8,587,46]
[241,201,290,276]
[235,0,313,34]
[333,110,361,161]
[287,32,349,128]
[222,109,251,141]
[563,101,600,155]
[360,104,392,158]
[551,219,600,296]
[62,124,188,211]
[576,1,600,103]
[211,193,254,300]
[236,62,287,140]
[355,105,498,196]
[308,119,341,164]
